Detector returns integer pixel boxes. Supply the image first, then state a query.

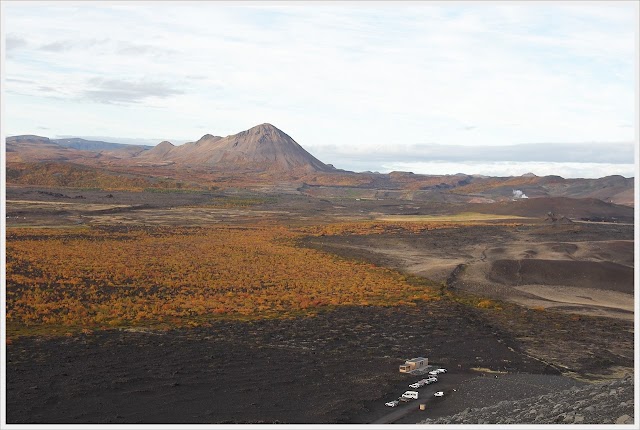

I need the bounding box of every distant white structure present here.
[512,189,529,200]
[399,357,428,373]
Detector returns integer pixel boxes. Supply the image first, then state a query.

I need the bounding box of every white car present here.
[428,370,439,376]
[409,383,422,389]
[401,391,419,400]
[385,400,400,407]
[436,368,447,373]
[434,391,444,397]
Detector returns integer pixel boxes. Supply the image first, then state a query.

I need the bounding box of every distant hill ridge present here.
[7,124,333,172]
[6,135,152,153]
[5,124,635,206]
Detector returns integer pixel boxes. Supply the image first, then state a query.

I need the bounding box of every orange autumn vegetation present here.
[298,221,464,236]
[300,220,525,237]
[6,225,438,333]
[6,162,210,192]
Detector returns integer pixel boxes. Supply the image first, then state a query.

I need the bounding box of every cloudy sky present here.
[2,1,638,177]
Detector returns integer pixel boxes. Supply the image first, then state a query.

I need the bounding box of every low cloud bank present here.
[368,161,636,179]
[311,142,635,165]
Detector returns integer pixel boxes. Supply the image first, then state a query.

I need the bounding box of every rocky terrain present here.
[420,375,635,425]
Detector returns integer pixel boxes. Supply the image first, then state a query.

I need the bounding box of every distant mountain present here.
[7,124,335,173]
[6,135,150,160]
[145,141,176,158]
[5,127,634,207]
[454,174,634,207]
[6,135,97,162]
[138,135,222,164]
[52,137,152,152]
[138,123,333,172]
[6,135,52,144]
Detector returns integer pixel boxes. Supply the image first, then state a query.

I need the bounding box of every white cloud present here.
[379,161,636,179]
[2,1,637,169]
[311,141,635,164]
[82,78,184,104]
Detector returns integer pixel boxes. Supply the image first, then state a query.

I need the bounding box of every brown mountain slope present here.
[465,197,634,222]
[6,136,100,163]
[139,140,177,160]
[137,124,333,172]
[5,135,146,162]
[453,174,635,207]
[137,135,221,164]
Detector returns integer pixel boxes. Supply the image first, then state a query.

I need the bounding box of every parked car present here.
[436,368,447,373]
[402,391,419,400]
[428,370,439,376]
[434,391,444,397]
[409,383,422,389]
[385,400,400,407]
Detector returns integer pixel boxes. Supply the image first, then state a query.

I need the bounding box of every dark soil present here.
[7,303,557,424]
[488,259,634,292]
[6,297,634,424]
[302,224,634,266]
[467,197,634,223]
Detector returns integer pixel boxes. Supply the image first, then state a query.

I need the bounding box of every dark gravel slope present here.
[420,375,635,425]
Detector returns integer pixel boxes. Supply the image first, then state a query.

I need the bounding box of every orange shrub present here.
[6,225,438,333]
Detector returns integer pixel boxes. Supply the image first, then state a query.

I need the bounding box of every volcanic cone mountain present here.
[139,123,333,172]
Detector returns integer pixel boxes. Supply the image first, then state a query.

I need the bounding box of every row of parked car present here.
[409,376,436,389]
[384,368,447,407]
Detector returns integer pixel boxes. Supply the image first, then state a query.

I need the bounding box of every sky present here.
[2,1,638,178]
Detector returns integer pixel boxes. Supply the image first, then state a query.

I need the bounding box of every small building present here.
[399,357,428,373]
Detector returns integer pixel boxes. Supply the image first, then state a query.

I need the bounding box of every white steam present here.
[512,189,529,199]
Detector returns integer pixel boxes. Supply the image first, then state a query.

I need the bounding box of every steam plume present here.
[513,189,529,199]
